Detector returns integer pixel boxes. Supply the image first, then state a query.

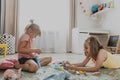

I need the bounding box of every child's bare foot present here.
[17,68,22,78]
[14,61,22,69]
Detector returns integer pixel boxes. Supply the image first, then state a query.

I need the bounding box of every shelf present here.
[91,8,110,17]
[79,29,110,35]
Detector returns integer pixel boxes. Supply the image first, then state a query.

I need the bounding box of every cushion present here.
[0,60,14,69]
[6,58,17,63]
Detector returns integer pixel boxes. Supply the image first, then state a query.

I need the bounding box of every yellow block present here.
[0,44,7,58]
[79,70,84,74]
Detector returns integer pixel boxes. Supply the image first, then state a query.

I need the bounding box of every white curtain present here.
[66,0,75,52]
[0,0,18,52]
[0,0,5,34]
[19,0,72,53]
[2,0,17,36]
[33,29,67,53]
[0,0,18,36]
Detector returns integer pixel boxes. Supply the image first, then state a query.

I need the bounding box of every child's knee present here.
[23,62,38,72]
[48,57,52,62]
[46,57,52,63]
[29,64,38,73]
[27,61,38,72]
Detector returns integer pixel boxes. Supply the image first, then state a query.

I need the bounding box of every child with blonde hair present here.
[64,36,120,72]
[15,20,52,73]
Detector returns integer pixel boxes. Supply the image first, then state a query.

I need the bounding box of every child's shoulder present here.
[98,49,107,60]
[21,33,29,37]
[21,33,30,38]
[99,49,107,52]
[20,33,30,41]
[99,49,108,56]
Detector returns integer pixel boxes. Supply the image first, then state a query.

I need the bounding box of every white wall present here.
[101,0,120,34]
[19,0,70,36]
[75,0,120,34]
[75,0,99,29]
[19,0,70,52]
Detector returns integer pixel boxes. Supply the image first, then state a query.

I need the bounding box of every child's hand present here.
[34,49,41,54]
[63,61,71,70]
[64,65,76,70]
[64,61,71,65]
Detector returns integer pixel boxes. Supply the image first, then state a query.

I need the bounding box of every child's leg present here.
[16,68,22,79]
[15,60,38,73]
[40,57,52,66]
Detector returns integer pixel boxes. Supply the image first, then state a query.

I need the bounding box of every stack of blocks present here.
[0,34,15,56]
[0,44,7,57]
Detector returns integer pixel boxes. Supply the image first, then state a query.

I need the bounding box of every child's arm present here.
[67,65,100,72]
[18,41,41,54]
[64,56,91,70]
[72,56,91,67]
[69,59,104,72]
[66,51,106,72]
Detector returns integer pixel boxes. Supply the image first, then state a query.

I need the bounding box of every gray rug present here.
[1,65,120,80]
